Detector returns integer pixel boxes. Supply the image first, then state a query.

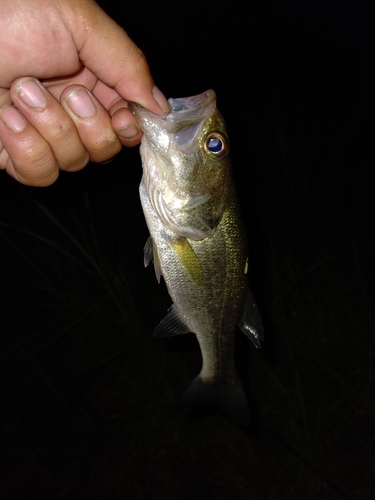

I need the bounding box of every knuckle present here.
[55,135,89,171]
[88,132,121,163]
[9,140,58,186]
[47,119,76,145]
[63,152,90,172]
[13,159,59,186]
[21,142,52,167]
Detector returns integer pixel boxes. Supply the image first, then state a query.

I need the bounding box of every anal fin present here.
[154,304,191,337]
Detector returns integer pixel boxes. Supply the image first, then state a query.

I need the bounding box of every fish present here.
[129,90,263,426]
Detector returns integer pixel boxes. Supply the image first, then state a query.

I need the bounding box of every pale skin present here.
[0,0,171,186]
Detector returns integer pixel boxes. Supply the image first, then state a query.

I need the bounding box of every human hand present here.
[0,0,170,186]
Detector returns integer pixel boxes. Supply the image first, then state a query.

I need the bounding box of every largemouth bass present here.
[129,90,263,426]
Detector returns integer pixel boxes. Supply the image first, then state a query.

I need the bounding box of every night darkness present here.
[1,1,374,498]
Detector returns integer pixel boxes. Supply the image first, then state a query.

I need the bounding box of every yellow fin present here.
[170,238,203,285]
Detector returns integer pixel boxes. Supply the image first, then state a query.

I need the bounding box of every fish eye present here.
[204,132,228,159]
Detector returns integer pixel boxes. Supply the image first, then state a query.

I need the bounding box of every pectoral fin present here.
[154,304,191,337]
[170,238,203,285]
[143,236,153,268]
[238,287,264,348]
[144,236,162,283]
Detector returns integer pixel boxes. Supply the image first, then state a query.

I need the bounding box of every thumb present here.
[72,1,170,114]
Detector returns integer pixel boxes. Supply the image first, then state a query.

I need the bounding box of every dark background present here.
[1,1,374,498]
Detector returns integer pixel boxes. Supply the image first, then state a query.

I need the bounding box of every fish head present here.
[129,90,232,240]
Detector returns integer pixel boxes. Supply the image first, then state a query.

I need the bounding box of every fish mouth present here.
[129,90,217,153]
[167,89,216,124]
[166,90,216,150]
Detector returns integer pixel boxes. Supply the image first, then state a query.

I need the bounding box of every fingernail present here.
[118,124,140,140]
[65,88,97,118]
[152,86,171,113]
[17,78,47,109]
[0,105,26,132]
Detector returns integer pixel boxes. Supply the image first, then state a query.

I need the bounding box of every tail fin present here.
[179,375,250,427]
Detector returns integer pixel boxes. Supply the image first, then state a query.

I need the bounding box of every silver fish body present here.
[129,90,263,426]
